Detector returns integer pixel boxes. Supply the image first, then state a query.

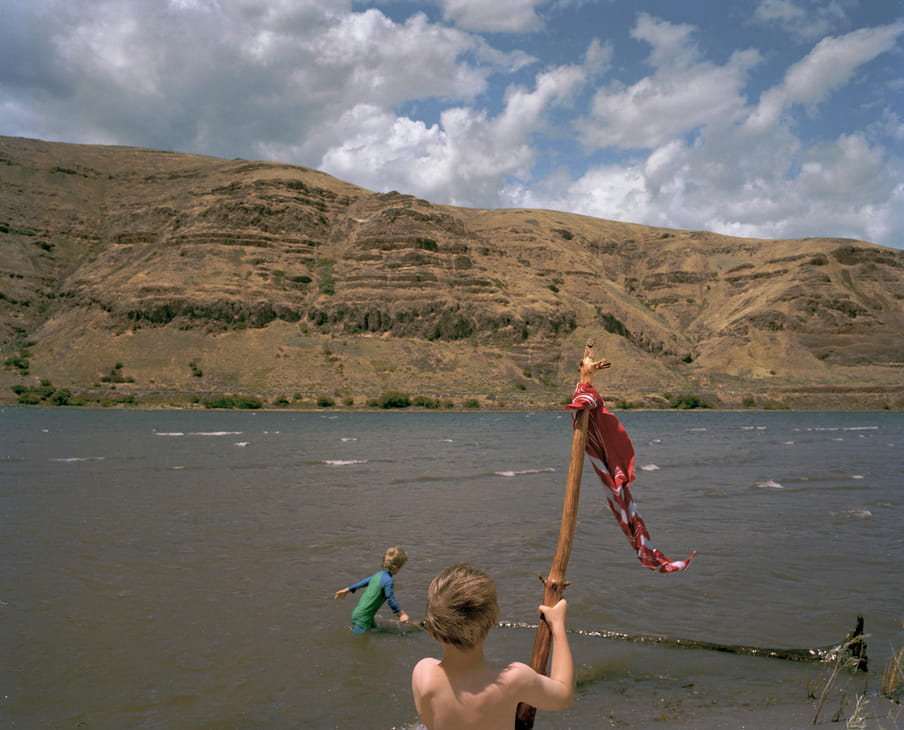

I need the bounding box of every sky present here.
[2,0,903,249]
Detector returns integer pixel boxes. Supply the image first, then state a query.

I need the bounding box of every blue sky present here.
[2,0,902,248]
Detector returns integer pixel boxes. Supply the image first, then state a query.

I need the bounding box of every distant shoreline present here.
[3,401,900,413]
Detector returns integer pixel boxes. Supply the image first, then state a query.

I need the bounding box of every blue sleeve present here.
[380,571,402,613]
[347,573,375,593]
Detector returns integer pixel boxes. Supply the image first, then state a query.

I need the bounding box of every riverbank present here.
[3,383,903,411]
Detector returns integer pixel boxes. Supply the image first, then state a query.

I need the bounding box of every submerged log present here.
[500,615,868,672]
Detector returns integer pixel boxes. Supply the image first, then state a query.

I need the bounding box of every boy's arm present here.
[514,599,574,711]
[540,599,574,705]
[381,572,410,622]
[333,574,371,599]
[411,657,439,727]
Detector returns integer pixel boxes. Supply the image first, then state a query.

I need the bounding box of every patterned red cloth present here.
[567,382,695,573]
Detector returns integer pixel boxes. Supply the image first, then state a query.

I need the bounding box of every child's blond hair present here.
[423,564,499,648]
[382,546,408,574]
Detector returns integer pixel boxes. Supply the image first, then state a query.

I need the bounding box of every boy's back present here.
[413,657,567,730]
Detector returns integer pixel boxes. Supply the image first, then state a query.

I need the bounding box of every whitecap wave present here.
[639,464,660,471]
[494,468,556,477]
[833,507,872,520]
[155,431,243,437]
[323,459,368,466]
[755,479,784,489]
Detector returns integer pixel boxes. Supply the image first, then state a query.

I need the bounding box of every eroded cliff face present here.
[2,136,902,408]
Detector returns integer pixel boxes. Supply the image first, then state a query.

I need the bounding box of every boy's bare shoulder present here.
[412,656,443,694]
[504,661,534,672]
[413,657,441,680]
[414,657,441,673]
[493,660,542,692]
[503,662,536,677]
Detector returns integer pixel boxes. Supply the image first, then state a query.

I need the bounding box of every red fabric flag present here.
[566,382,695,573]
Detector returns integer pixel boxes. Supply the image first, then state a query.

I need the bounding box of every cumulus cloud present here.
[441,0,547,32]
[312,10,489,104]
[513,123,903,245]
[578,14,761,149]
[1,1,514,162]
[746,22,904,132]
[752,0,848,40]
[319,55,591,205]
[510,19,904,247]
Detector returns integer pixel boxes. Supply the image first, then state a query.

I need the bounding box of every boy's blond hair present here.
[423,564,499,648]
[382,546,408,574]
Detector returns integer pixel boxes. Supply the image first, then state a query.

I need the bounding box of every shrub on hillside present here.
[202,395,262,409]
[667,393,712,409]
[368,391,411,408]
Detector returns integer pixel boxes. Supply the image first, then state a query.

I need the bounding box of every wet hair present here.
[382,546,408,574]
[423,564,499,649]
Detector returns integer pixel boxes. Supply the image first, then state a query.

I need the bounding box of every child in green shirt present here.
[334,546,410,633]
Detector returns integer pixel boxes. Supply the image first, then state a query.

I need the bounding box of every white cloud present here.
[579,14,760,149]
[509,162,654,226]
[753,0,848,40]
[791,133,904,244]
[305,9,491,116]
[54,6,164,98]
[510,122,900,245]
[584,38,614,73]
[319,54,591,205]
[754,0,805,25]
[876,108,904,143]
[318,105,448,190]
[515,115,903,247]
[3,1,518,163]
[631,11,698,70]
[746,22,904,132]
[441,0,547,32]
[503,16,904,249]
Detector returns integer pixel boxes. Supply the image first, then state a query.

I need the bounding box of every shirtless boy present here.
[411,564,574,730]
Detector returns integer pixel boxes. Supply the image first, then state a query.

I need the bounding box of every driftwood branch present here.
[515,342,608,730]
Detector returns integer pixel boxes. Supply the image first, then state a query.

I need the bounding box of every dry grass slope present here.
[2,136,902,409]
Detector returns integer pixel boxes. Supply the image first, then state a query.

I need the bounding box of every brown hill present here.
[1,135,902,409]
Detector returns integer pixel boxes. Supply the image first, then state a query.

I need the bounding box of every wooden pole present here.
[515,342,608,730]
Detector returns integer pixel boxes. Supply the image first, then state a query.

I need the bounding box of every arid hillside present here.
[1,136,902,409]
